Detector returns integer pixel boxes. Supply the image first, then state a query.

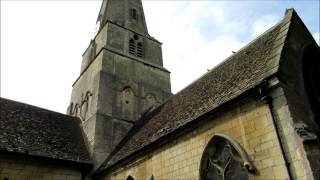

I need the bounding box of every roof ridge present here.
[95,9,296,176]
[167,17,286,99]
[0,97,75,119]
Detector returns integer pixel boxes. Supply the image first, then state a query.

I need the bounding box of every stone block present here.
[259,167,275,179]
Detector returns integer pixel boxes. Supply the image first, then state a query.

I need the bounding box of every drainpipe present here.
[257,81,293,180]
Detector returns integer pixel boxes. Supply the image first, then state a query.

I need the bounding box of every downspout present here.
[257,81,293,180]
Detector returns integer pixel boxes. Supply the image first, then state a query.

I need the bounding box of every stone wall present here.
[0,154,85,180]
[102,97,292,180]
[270,86,317,179]
[69,18,171,168]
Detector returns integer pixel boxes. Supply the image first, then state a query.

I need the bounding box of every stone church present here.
[1,0,319,179]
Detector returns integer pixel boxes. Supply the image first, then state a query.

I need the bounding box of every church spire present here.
[96,0,149,36]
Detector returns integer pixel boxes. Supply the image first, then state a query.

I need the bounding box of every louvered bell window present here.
[137,42,143,57]
[129,39,136,55]
[129,35,144,58]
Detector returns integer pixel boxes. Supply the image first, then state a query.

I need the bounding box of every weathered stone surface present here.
[97,8,319,180]
[101,99,289,180]
[0,154,85,180]
[68,0,171,168]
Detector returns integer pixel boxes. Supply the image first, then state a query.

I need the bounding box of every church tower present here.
[67,0,171,166]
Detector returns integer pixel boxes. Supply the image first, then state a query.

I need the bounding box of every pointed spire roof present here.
[96,0,149,36]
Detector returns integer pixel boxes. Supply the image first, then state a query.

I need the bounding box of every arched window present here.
[199,133,254,180]
[126,175,135,180]
[128,34,143,58]
[302,44,320,126]
[143,93,158,114]
[73,104,80,117]
[121,87,135,119]
[81,100,88,120]
[80,91,92,120]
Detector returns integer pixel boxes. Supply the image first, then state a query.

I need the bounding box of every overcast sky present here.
[1,0,319,114]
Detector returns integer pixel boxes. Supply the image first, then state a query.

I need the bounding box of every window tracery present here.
[128,34,143,58]
[199,133,255,180]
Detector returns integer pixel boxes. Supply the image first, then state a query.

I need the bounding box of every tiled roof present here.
[0,97,92,164]
[97,9,296,173]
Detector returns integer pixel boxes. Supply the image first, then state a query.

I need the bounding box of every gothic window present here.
[81,100,88,120]
[73,104,80,117]
[302,44,320,126]
[143,94,158,113]
[130,8,138,20]
[126,175,135,180]
[199,133,255,180]
[80,91,92,120]
[128,34,144,58]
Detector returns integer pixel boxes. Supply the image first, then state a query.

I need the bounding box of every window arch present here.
[81,100,88,120]
[121,87,135,119]
[73,104,80,118]
[126,175,135,180]
[128,34,143,58]
[302,44,320,126]
[199,133,254,180]
[80,91,92,120]
[143,93,158,114]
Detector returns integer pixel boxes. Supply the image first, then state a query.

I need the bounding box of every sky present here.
[1,0,319,114]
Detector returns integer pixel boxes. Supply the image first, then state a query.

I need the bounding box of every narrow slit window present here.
[131,8,138,20]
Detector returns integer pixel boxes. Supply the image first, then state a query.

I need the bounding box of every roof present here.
[97,9,297,174]
[0,97,92,165]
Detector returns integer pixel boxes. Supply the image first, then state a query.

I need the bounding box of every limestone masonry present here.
[1,0,319,180]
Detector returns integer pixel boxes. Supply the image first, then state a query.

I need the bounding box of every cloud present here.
[2,1,318,113]
[313,32,319,45]
[252,14,281,37]
[143,1,246,93]
[1,1,101,112]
